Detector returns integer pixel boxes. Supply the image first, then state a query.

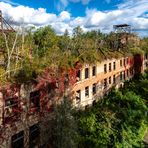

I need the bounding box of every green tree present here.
[33,26,57,57]
[50,96,78,148]
[77,84,148,148]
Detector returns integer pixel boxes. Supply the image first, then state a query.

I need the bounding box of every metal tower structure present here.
[113,24,132,50]
[113,24,131,34]
[0,10,15,33]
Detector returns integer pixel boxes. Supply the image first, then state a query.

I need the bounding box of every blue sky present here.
[0,0,148,37]
[1,0,121,16]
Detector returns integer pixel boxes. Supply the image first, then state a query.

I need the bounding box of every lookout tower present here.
[113,24,132,50]
[113,24,131,34]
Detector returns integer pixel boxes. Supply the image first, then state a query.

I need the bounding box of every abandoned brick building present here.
[0,11,148,148]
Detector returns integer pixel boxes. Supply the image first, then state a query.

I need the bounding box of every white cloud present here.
[70,17,85,27]
[59,11,71,21]
[0,2,72,34]
[0,2,57,26]
[57,0,91,10]
[0,0,148,37]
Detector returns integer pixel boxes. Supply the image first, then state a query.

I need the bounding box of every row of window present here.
[77,62,115,81]
[104,58,129,74]
[76,68,134,102]
[120,58,129,67]
[77,66,96,81]
[77,58,130,81]
[120,68,134,81]
[5,91,40,109]
[104,62,116,73]
[76,83,97,102]
[4,91,41,124]
[11,124,40,148]
[105,69,133,88]
[104,75,116,88]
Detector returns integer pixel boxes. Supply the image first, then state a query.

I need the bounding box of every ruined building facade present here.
[0,53,147,148]
[0,14,148,147]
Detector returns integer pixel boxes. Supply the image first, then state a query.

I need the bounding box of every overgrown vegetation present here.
[0,26,147,84]
[49,71,148,148]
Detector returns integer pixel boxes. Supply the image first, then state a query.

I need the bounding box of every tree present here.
[77,83,148,148]
[33,26,57,57]
[48,96,78,148]
[73,26,83,37]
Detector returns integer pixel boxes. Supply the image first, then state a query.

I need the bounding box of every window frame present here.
[104,64,107,73]
[92,66,96,76]
[92,83,97,95]
[76,69,81,82]
[104,78,107,89]
[113,75,116,84]
[29,124,40,148]
[120,59,122,67]
[85,86,89,97]
[76,90,81,102]
[109,63,112,72]
[123,71,126,80]
[85,68,89,79]
[30,91,40,111]
[11,131,24,148]
[113,62,116,70]
[120,72,122,80]
[127,69,129,77]
[109,76,111,84]
[124,58,126,66]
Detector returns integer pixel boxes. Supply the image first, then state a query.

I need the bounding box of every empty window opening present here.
[130,68,133,75]
[92,83,97,95]
[109,63,111,72]
[11,131,24,148]
[92,66,96,76]
[109,77,111,84]
[120,72,122,80]
[104,78,107,89]
[85,86,89,97]
[4,97,20,123]
[113,62,116,70]
[113,75,116,84]
[120,60,122,67]
[104,64,107,73]
[124,59,126,66]
[30,91,40,111]
[85,105,89,110]
[85,68,89,79]
[76,90,81,102]
[76,70,81,81]
[92,100,97,106]
[127,69,129,77]
[123,71,126,80]
[29,124,40,148]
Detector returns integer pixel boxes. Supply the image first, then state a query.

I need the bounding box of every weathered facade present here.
[0,53,147,148]
[73,56,135,107]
